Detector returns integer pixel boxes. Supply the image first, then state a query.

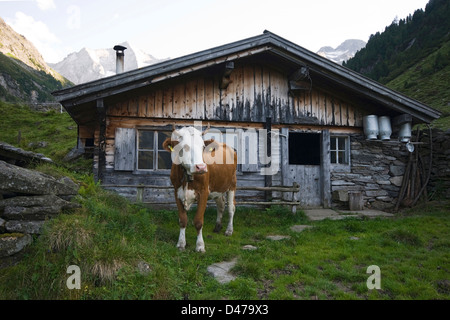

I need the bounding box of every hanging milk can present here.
[363,115,379,140]
[378,116,392,140]
[398,122,412,142]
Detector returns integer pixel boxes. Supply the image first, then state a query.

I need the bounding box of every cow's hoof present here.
[177,244,186,251]
[213,223,222,233]
[225,229,233,236]
[196,246,206,253]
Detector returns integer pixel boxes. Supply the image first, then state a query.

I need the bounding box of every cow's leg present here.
[194,198,207,252]
[213,194,225,233]
[225,190,236,236]
[176,198,188,250]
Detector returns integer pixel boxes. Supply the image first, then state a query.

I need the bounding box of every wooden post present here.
[96,99,106,183]
[349,191,363,211]
[321,129,331,208]
[264,117,272,202]
[136,185,144,202]
[291,182,299,214]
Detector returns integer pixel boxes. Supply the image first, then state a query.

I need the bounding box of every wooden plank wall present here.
[106,63,363,127]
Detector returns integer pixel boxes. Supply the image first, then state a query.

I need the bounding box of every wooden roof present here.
[53,30,441,125]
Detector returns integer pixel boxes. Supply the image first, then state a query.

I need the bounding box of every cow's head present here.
[163,126,210,175]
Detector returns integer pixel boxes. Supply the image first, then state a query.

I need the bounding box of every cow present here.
[162,126,237,252]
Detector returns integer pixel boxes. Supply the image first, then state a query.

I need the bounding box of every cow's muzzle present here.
[195,163,207,173]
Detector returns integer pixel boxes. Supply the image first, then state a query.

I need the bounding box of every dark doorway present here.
[288,132,320,165]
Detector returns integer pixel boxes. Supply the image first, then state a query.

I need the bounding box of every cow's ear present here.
[204,139,219,153]
[163,138,178,152]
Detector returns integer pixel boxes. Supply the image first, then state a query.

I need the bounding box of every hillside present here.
[0,100,77,162]
[0,17,72,103]
[343,0,449,128]
[386,40,450,129]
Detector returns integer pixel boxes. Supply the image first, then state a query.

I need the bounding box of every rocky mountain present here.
[317,39,367,65]
[50,42,167,85]
[0,17,72,103]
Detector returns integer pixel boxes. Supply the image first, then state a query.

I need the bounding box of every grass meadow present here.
[0,170,448,300]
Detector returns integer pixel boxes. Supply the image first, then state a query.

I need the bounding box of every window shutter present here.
[241,130,258,172]
[114,128,136,171]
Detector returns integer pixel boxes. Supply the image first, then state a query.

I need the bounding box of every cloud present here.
[66,5,81,30]
[35,0,56,11]
[7,11,61,62]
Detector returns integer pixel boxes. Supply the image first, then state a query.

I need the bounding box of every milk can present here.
[398,122,412,142]
[363,115,379,140]
[378,116,392,141]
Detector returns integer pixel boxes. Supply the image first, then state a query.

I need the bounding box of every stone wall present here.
[331,129,450,211]
[0,160,79,267]
[331,133,409,211]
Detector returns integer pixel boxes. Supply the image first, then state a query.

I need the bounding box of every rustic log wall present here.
[106,63,363,126]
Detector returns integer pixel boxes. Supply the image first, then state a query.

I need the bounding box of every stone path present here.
[304,208,394,221]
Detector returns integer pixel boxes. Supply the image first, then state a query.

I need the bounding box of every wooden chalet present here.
[53,31,441,210]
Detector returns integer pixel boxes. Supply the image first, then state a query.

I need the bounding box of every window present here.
[137,130,172,170]
[203,128,257,172]
[330,136,349,164]
[289,132,320,165]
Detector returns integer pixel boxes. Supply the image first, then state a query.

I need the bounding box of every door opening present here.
[289,132,320,165]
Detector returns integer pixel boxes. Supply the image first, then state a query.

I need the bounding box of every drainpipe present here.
[113,45,127,74]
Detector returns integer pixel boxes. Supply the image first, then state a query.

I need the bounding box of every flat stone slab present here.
[354,210,394,218]
[305,209,354,221]
[242,245,257,250]
[207,258,237,284]
[290,225,313,233]
[266,235,291,241]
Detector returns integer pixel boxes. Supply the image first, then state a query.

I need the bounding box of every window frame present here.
[136,129,172,172]
[330,135,350,172]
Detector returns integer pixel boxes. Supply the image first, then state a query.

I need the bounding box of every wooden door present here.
[281,129,330,208]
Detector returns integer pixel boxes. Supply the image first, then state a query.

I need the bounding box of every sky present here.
[0,0,430,64]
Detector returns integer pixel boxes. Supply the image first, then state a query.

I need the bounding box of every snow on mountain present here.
[316,39,366,65]
[49,42,167,85]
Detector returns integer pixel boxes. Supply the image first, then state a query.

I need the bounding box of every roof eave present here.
[53,31,442,124]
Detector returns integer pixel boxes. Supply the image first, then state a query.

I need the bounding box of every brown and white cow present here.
[163,126,237,252]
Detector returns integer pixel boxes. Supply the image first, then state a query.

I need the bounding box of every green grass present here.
[0,171,448,300]
[0,101,92,173]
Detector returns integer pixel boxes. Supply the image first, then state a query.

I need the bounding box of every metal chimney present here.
[113,45,127,74]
